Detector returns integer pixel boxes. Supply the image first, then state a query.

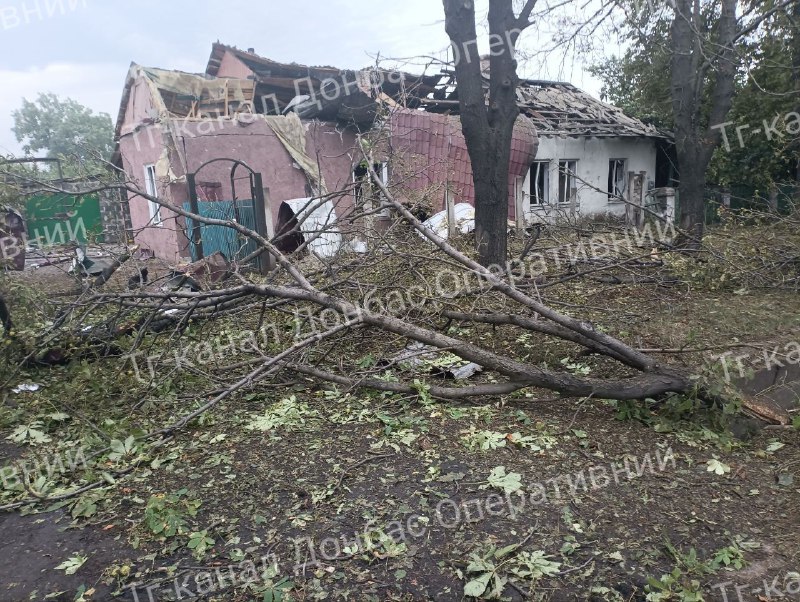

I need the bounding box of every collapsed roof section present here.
[417,72,669,139]
[207,45,669,139]
[515,80,669,139]
[140,66,255,119]
[115,44,669,142]
[206,43,443,125]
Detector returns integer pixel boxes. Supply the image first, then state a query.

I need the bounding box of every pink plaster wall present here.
[120,77,158,134]
[118,76,187,262]
[167,117,357,223]
[215,50,253,80]
[118,125,186,262]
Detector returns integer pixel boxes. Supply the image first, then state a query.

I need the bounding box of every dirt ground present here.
[0,253,799,602]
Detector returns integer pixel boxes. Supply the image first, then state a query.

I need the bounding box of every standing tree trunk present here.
[792,0,800,199]
[670,0,738,245]
[442,0,535,267]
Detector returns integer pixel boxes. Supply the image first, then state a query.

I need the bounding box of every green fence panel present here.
[25,193,103,246]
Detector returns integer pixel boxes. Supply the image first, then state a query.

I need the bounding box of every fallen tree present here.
[1,152,791,430]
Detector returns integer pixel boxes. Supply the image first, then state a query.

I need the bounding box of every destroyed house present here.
[114,43,669,261]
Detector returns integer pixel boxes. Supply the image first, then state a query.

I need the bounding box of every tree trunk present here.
[792,0,800,200]
[671,0,738,245]
[443,0,525,267]
[676,149,708,241]
[0,294,11,337]
[472,131,513,267]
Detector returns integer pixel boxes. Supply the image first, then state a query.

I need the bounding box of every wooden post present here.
[445,185,456,239]
[186,173,204,261]
[515,176,525,231]
[637,171,646,228]
[261,185,276,273]
[768,187,779,213]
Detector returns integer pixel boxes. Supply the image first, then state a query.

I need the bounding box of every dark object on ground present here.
[0,206,26,271]
[729,415,766,440]
[183,251,230,287]
[0,293,12,336]
[127,267,149,289]
[70,246,116,277]
[160,271,202,293]
[275,203,304,254]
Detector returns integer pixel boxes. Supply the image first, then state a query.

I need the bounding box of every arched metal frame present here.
[186,158,269,273]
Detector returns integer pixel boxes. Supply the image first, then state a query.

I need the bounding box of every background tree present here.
[11,92,114,174]
[442,0,536,267]
[588,19,673,130]
[668,0,739,244]
[709,8,800,206]
[589,0,797,229]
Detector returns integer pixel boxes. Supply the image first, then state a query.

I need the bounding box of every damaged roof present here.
[114,43,668,145]
[516,80,668,139]
[418,73,669,139]
[206,43,443,123]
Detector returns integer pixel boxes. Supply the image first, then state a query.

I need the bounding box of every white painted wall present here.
[522,136,658,221]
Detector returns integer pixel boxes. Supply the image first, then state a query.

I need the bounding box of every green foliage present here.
[481,466,523,495]
[461,428,507,451]
[646,538,757,599]
[463,543,561,599]
[251,564,294,602]
[708,10,800,196]
[245,395,320,433]
[108,435,138,463]
[6,420,51,445]
[645,568,704,601]
[591,3,799,198]
[55,554,88,576]
[186,530,215,560]
[12,93,114,172]
[609,398,655,424]
[589,28,674,130]
[71,491,105,519]
[144,490,201,539]
[412,378,434,406]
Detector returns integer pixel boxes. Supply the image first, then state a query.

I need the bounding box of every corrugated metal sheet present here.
[389,109,537,219]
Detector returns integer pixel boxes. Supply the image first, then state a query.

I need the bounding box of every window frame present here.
[143,164,163,227]
[529,160,550,206]
[557,159,578,205]
[608,158,628,203]
[353,161,390,216]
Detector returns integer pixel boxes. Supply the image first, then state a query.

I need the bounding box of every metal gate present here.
[185,159,272,273]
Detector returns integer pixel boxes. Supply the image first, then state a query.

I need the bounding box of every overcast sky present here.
[0,0,605,156]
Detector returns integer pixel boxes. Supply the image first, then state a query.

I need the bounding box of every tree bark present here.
[443,0,527,266]
[671,0,738,245]
[792,0,800,199]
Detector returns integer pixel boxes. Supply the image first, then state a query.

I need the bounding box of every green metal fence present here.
[183,199,258,262]
[25,193,103,246]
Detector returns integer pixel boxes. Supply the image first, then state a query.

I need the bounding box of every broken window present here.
[530,161,550,206]
[608,159,627,202]
[354,162,389,215]
[143,164,162,226]
[558,160,578,205]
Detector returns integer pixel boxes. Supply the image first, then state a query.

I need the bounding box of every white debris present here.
[12,383,41,393]
[419,203,475,240]
[285,197,343,258]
